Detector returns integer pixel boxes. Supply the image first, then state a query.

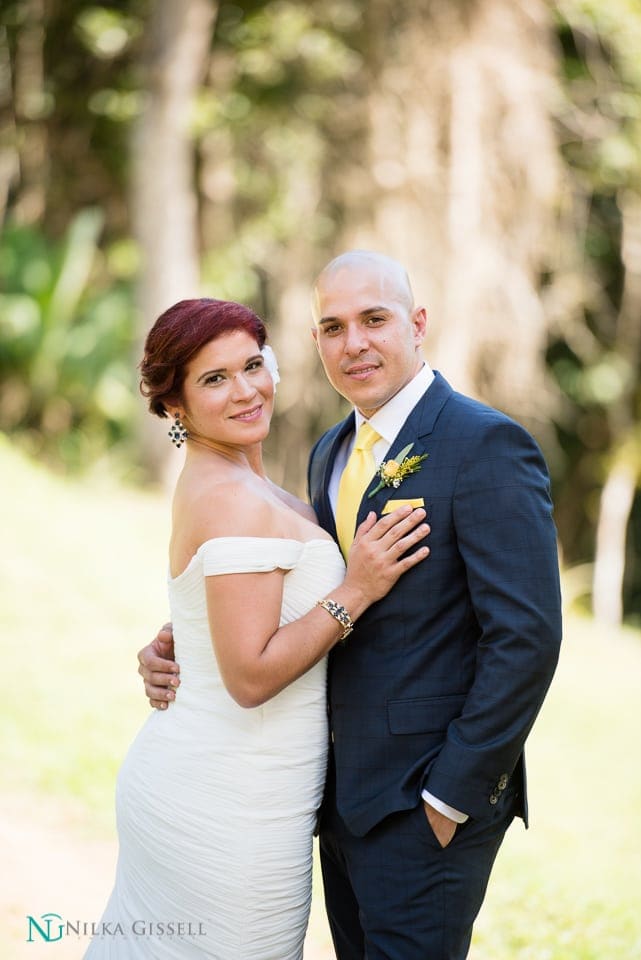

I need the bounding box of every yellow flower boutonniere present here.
[368,443,428,497]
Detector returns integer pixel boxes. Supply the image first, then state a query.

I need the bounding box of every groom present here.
[140,251,562,959]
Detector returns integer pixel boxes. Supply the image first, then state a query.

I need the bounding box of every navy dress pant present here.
[319,791,516,960]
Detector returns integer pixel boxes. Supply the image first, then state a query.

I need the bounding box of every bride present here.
[85,297,429,959]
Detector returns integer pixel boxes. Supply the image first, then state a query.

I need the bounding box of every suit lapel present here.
[356,372,453,523]
[314,413,355,540]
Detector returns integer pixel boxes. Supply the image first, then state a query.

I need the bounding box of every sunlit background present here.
[1,1,640,957]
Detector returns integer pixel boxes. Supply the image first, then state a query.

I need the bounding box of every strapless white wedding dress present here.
[85,537,345,959]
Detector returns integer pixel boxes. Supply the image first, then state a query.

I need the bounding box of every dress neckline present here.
[168,536,337,584]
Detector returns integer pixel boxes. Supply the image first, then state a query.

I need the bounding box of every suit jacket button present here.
[331,730,335,743]
[498,774,508,790]
[489,793,499,805]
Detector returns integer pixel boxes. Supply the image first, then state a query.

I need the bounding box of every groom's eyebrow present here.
[318,307,389,325]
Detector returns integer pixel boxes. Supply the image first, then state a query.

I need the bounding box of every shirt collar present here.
[354,362,435,444]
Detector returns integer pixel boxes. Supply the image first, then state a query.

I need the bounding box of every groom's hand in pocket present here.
[137,623,180,710]
[423,801,458,848]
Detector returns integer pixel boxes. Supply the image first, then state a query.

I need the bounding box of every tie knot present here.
[354,421,380,452]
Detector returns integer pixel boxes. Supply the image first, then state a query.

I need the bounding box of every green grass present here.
[1,433,169,830]
[471,617,641,959]
[2,435,641,958]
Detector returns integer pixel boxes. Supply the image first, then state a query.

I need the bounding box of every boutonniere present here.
[368,443,428,497]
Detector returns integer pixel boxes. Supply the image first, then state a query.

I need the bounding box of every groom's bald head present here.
[311,250,414,323]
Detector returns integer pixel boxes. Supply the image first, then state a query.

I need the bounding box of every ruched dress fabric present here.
[85,537,345,960]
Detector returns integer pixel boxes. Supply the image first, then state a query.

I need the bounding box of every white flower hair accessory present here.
[261,344,280,391]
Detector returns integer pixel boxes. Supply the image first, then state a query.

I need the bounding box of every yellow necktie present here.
[336,421,380,557]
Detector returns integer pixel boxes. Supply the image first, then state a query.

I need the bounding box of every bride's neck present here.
[185,434,267,479]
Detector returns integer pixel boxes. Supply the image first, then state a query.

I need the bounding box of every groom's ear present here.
[411,306,428,344]
[310,326,320,350]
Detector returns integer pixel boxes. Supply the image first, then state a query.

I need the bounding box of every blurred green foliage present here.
[0,210,138,469]
[546,0,641,614]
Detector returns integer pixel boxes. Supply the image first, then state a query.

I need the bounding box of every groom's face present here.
[311,265,427,418]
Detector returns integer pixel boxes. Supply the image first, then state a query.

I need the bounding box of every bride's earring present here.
[168,413,188,448]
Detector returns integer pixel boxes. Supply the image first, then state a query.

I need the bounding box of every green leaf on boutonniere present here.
[368,442,428,497]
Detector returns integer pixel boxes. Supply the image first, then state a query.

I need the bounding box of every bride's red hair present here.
[140,298,267,417]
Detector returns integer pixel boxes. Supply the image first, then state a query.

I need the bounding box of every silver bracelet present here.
[316,598,354,642]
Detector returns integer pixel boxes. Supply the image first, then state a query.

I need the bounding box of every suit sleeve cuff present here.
[421,788,469,824]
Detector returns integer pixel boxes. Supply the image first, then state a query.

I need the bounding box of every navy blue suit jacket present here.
[308,372,562,837]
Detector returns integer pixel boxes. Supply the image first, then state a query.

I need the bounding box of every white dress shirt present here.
[328,363,469,825]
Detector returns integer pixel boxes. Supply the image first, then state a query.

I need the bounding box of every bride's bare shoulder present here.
[175,476,276,540]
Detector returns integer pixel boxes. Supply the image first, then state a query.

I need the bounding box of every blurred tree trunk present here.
[592,191,641,624]
[0,21,17,225]
[131,0,217,480]
[4,0,47,226]
[593,455,637,625]
[330,0,560,437]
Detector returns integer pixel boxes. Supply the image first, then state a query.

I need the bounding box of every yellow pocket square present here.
[381,497,425,515]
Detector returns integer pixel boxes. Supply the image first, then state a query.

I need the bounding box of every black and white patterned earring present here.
[168,413,188,448]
